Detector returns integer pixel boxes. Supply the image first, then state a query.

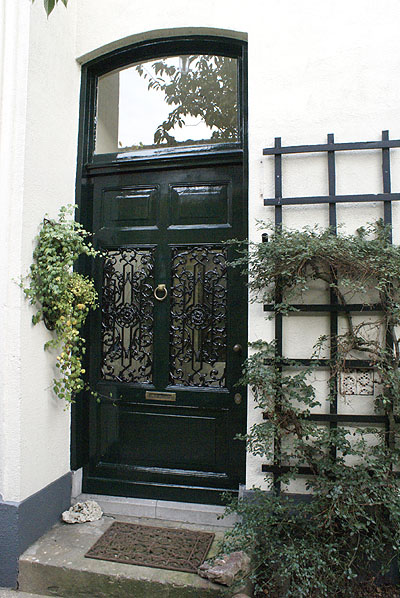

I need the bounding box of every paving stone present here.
[18,515,226,598]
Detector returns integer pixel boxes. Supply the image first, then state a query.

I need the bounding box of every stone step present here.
[18,515,227,598]
[0,590,48,598]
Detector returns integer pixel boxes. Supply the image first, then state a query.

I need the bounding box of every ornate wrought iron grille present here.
[262,131,400,490]
[101,247,155,384]
[170,245,227,387]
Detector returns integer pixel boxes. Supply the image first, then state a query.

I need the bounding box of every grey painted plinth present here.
[0,473,71,588]
[19,515,226,598]
[0,502,19,587]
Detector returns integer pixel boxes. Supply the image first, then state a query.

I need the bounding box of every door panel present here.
[97,402,229,472]
[83,159,247,504]
[169,183,231,227]
[102,187,159,228]
[101,247,155,384]
[169,244,227,387]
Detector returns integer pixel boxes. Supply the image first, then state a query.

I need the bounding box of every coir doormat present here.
[85,521,215,574]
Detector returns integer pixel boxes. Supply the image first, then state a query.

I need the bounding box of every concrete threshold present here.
[18,514,228,598]
[76,493,238,528]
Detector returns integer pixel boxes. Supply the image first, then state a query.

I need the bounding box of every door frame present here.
[71,35,248,491]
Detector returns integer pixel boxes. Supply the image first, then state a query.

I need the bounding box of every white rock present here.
[62,500,103,524]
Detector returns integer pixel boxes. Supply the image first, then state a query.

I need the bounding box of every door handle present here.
[154,284,168,301]
[233,344,243,353]
[234,393,242,405]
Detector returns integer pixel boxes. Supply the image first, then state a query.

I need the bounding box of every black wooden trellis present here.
[261,131,400,488]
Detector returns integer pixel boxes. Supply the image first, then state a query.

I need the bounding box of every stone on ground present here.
[61,500,103,524]
[198,551,251,586]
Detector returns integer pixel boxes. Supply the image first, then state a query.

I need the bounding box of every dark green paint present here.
[73,37,248,504]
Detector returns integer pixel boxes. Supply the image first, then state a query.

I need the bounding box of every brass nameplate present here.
[145,391,176,402]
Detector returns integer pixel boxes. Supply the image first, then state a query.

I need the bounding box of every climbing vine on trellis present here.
[223,221,400,598]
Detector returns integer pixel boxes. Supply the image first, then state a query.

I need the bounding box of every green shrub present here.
[223,222,400,597]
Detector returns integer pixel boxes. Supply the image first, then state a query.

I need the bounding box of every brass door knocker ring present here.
[154,283,168,301]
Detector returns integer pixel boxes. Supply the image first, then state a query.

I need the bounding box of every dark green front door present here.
[82,153,247,504]
[76,36,248,504]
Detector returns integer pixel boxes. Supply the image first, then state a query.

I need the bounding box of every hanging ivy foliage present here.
[21,205,98,405]
[32,0,68,17]
[223,221,400,598]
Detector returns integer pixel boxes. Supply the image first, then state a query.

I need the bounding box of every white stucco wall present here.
[0,0,31,503]
[17,0,81,501]
[2,0,400,501]
[0,0,80,502]
[75,0,400,491]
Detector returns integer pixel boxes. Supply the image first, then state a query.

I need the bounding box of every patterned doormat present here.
[85,521,215,574]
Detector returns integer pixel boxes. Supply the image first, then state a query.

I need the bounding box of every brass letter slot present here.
[145,391,176,402]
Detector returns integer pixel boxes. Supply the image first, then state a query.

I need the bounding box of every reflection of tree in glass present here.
[136,55,238,146]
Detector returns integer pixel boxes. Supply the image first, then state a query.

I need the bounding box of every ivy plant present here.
[223,221,400,597]
[21,205,98,405]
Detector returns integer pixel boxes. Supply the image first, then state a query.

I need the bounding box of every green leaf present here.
[44,0,56,16]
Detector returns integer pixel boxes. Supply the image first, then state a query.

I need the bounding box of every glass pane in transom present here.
[95,55,239,155]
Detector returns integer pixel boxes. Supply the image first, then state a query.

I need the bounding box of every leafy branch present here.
[32,0,68,17]
[223,221,400,597]
[135,55,238,146]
